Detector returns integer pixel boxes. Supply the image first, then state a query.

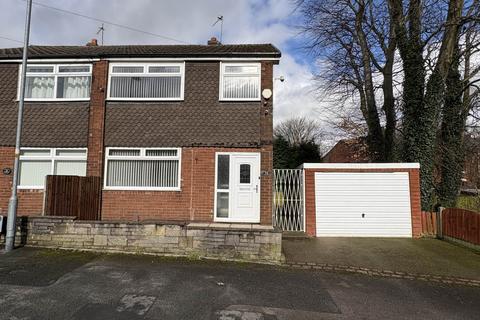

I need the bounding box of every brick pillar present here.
[260,61,274,225]
[409,168,422,237]
[304,169,316,236]
[86,60,108,177]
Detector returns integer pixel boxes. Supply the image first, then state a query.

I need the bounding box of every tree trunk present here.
[355,0,386,161]
[389,0,464,209]
[438,48,466,207]
[383,31,397,161]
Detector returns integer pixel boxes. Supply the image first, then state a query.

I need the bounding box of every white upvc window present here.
[104,147,182,191]
[18,148,88,189]
[21,64,92,101]
[220,62,261,101]
[107,63,185,100]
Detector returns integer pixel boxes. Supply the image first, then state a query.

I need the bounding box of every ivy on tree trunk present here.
[438,47,467,207]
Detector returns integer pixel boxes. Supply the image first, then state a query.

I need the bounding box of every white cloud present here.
[273,54,325,124]
[0,0,321,128]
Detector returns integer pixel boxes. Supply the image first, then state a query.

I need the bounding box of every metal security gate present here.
[273,169,304,231]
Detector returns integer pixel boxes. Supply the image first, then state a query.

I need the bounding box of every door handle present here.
[255,185,259,193]
[361,213,365,218]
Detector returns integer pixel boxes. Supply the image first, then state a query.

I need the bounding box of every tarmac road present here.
[0,247,479,320]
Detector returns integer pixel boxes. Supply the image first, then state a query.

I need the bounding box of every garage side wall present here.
[304,167,422,238]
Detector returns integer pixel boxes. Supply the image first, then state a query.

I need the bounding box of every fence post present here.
[436,206,444,239]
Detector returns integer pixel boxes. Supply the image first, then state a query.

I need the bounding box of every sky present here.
[0,0,324,126]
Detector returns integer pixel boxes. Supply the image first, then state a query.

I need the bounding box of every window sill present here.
[18,186,44,190]
[21,98,91,102]
[219,98,261,102]
[103,187,182,192]
[106,98,184,102]
[214,217,261,223]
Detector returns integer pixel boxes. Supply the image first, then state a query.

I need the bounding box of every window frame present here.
[18,147,88,189]
[19,64,92,102]
[219,62,262,101]
[214,153,231,219]
[106,62,185,101]
[104,147,182,191]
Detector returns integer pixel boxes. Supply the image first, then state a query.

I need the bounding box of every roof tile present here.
[0,44,281,60]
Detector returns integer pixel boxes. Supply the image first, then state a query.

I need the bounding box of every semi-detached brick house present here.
[0,38,281,226]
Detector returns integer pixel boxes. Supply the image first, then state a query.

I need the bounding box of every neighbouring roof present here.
[0,44,281,60]
[322,138,371,163]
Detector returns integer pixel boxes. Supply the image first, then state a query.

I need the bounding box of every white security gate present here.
[315,172,412,237]
[273,169,304,231]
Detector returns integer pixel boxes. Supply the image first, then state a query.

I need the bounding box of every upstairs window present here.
[108,63,184,100]
[23,64,92,100]
[220,63,261,101]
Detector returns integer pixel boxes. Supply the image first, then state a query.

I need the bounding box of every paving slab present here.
[283,237,480,280]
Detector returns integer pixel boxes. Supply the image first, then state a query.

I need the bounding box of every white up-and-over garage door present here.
[315,172,413,237]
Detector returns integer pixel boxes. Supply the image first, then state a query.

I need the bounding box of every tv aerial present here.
[212,15,224,43]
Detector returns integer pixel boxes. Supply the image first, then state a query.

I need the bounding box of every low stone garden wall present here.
[8,216,283,264]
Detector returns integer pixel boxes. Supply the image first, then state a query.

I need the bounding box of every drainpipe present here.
[5,0,33,252]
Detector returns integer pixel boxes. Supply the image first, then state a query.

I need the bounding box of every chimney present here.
[86,38,98,47]
[207,37,220,46]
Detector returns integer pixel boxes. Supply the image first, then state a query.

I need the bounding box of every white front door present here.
[215,153,261,223]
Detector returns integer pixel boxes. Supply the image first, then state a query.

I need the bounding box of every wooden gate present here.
[44,175,102,220]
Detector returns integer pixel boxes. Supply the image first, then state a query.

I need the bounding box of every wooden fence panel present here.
[442,208,480,245]
[421,211,437,236]
[44,175,102,220]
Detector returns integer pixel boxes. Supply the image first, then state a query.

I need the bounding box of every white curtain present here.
[26,76,55,99]
[57,76,90,99]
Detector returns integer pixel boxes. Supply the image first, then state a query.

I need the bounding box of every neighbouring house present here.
[322,137,370,163]
[462,134,480,190]
[0,37,281,226]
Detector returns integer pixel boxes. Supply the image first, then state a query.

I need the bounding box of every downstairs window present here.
[104,148,181,190]
[18,148,87,189]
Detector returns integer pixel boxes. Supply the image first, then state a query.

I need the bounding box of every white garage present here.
[303,163,420,238]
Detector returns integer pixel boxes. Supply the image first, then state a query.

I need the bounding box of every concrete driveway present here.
[283,237,480,281]
[1,247,480,319]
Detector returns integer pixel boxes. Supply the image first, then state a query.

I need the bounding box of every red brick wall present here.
[102,146,273,224]
[0,147,14,216]
[304,167,422,237]
[86,60,108,177]
[0,147,44,216]
[260,61,273,225]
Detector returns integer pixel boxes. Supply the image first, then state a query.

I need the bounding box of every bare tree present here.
[388,0,475,208]
[297,0,398,161]
[274,116,324,146]
[438,2,480,206]
[298,0,479,209]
